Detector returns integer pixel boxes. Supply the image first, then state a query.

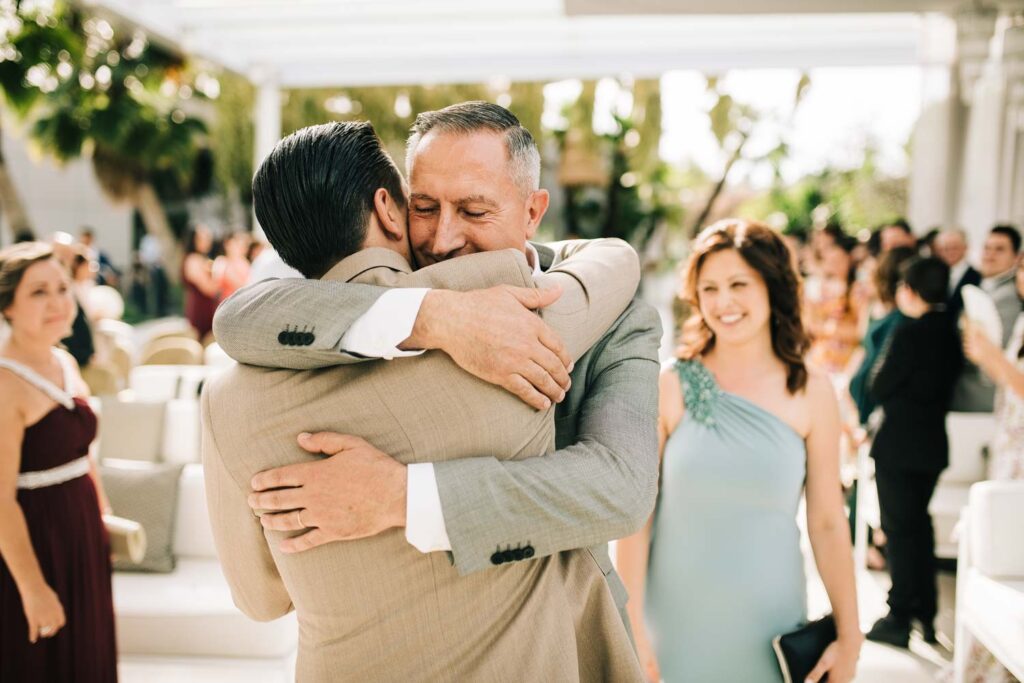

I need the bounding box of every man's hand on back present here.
[401,285,573,410]
[250,432,406,553]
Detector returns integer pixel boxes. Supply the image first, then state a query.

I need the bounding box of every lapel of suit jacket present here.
[320,247,413,284]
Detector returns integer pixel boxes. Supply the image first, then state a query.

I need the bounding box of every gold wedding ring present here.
[39,626,54,636]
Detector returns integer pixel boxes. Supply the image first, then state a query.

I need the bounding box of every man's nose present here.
[431,208,466,257]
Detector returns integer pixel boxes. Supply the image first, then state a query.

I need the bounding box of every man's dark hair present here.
[991,224,1022,253]
[406,101,540,194]
[885,217,914,234]
[875,245,916,306]
[252,121,405,279]
[901,256,950,305]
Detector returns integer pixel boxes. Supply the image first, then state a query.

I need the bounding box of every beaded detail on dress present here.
[674,359,719,426]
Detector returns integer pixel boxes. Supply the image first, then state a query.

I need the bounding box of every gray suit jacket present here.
[213,241,662,614]
[951,271,1022,412]
[204,244,645,681]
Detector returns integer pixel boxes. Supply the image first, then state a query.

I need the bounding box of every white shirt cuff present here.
[338,288,429,359]
[405,463,452,553]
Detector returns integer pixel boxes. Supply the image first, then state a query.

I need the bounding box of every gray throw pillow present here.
[98,398,166,462]
[101,460,184,573]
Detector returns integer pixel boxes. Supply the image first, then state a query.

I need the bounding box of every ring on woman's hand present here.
[296,509,307,529]
[39,626,54,636]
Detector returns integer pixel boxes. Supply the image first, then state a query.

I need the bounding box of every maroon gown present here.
[183,260,219,340]
[0,358,117,682]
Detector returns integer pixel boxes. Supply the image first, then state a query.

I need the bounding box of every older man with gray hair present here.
[933,228,980,317]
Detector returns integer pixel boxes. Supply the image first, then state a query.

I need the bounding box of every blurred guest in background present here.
[138,232,169,317]
[963,260,1024,481]
[245,240,303,285]
[879,218,916,253]
[212,231,251,300]
[50,234,94,368]
[0,242,116,681]
[980,226,1022,343]
[78,227,120,289]
[848,246,917,426]
[806,236,865,375]
[619,219,861,683]
[952,225,1022,412]
[933,229,980,318]
[866,256,963,649]
[71,248,100,321]
[181,225,220,341]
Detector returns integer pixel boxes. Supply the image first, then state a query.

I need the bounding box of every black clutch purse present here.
[772,613,836,683]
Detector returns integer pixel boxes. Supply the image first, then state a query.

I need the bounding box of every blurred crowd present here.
[795,218,1023,614]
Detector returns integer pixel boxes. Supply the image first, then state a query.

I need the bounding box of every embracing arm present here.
[201,388,293,621]
[535,238,641,360]
[213,279,390,369]
[433,301,662,575]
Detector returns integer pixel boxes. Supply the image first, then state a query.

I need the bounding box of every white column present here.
[252,70,282,241]
[997,23,1024,225]
[955,9,1004,248]
[909,15,960,232]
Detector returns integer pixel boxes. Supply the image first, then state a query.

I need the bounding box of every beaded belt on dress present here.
[17,456,91,490]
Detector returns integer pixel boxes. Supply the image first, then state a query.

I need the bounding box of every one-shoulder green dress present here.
[645,359,808,682]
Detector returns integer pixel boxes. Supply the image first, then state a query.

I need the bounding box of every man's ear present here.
[373,188,406,242]
[524,189,550,240]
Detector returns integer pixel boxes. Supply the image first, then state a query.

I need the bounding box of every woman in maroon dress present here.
[182,225,220,341]
[0,242,117,681]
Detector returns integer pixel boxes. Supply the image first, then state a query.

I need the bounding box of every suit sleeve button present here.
[513,548,526,561]
[305,333,315,345]
[490,552,504,565]
[278,331,289,345]
[523,546,535,559]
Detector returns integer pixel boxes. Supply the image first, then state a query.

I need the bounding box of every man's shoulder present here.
[604,298,662,338]
[577,298,662,368]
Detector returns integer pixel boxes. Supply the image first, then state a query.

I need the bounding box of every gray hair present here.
[405,101,541,196]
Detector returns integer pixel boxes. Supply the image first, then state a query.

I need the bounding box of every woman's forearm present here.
[808,517,860,639]
[0,499,49,593]
[979,351,1024,399]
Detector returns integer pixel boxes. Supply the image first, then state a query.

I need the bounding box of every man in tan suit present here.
[202,121,644,680]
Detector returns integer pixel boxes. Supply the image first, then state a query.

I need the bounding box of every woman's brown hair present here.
[0,242,57,320]
[678,219,811,394]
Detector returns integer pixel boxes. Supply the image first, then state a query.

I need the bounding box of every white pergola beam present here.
[566,0,963,13]
[87,2,946,88]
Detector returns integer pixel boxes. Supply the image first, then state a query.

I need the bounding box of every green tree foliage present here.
[1,1,209,273]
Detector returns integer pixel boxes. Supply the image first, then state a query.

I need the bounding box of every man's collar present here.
[524,242,543,276]
[950,259,969,282]
[982,267,1016,288]
[320,247,412,283]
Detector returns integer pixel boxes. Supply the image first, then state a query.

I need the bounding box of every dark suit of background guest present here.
[61,301,94,367]
[948,263,981,319]
[870,309,963,625]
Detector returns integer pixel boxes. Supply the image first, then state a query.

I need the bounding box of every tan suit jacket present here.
[202,241,644,682]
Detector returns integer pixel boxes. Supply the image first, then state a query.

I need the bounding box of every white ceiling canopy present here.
[85,0,954,88]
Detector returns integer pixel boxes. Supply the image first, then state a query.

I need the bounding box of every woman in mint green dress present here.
[618,220,863,683]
